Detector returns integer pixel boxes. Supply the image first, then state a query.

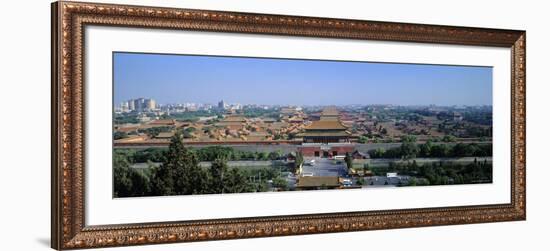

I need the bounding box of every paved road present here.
[301,158,348,177]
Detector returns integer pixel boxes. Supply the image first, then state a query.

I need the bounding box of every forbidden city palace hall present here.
[298,108,354,158]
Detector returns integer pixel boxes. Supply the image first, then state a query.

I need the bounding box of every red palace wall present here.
[299,147,321,157]
[299,145,355,157]
[329,146,355,155]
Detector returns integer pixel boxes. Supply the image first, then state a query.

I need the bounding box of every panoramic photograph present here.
[112,52,493,198]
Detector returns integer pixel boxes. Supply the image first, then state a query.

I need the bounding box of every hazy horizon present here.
[114,52,493,106]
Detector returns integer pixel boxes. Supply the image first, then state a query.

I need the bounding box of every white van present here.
[334,155,346,160]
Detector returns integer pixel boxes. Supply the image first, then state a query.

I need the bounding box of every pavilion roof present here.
[305,120,347,130]
[156,132,175,138]
[280,107,298,114]
[297,176,340,188]
[298,131,351,137]
[222,115,246,122]
[321,107,340,117]
[319,116,339,121]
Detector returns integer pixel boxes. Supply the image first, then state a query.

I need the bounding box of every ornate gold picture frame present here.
[51,1,526,249]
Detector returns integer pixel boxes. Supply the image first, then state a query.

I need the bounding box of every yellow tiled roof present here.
[305,120,347,130]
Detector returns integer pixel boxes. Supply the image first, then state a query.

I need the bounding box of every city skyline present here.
[114,52,493,106]
[118,98,493,108]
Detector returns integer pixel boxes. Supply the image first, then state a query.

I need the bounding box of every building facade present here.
[218,100,226,110]
[300,108,351,143]
[298,144,354,158]
[120,98,156,112]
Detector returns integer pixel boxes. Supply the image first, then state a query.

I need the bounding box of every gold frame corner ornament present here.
[51,1,526,249]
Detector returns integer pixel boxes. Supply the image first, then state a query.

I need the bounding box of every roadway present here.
[301,157,349,177]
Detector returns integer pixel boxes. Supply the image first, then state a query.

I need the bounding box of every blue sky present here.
[114,52,492,106]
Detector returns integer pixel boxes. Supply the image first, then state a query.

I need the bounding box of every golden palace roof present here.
[305,120,347,130]
[222,115,246,122]
[321,107,339,117]
[298,131,351,137]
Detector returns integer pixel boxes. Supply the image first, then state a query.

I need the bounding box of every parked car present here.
[341,179,353,187]
[304,160,316,166]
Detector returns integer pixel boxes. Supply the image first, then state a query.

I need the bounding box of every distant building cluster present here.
[217,100,242,111]
[118,99,246,114]
[119,98,157,112]
[218,100,226,110]
[114,99,492,154]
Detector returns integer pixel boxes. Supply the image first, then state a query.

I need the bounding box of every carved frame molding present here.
[51,1,526,249]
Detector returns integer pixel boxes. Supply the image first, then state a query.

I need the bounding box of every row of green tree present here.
[357,134,457,144]
[139,126,173,138]
[159,110,223,122]
[114,132,290,197]
[368,136,492,159]
[241,107,280,119]
[368,159,492,186]
[114,146,288,165]
[194,146,285,162]
[114,114,140,124]
[113,126,173,140]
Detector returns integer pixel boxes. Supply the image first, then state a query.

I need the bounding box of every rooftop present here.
[321,107,340,117]
[262,118,277,123]
[269,122,288,130]
[156,132,175,138]
[149,119,176,125]
[281,107,298,114]
[305,120,347,130]
[319,116,339,121]
[299,131,351,137]
[297,176,340,188]
[222,115,246,122]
